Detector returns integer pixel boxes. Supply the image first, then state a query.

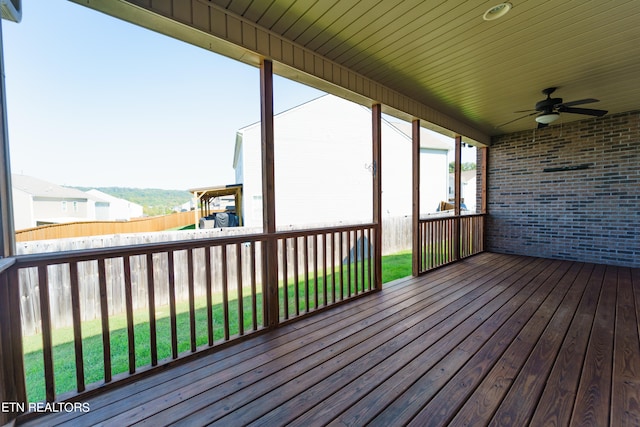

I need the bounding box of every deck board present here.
[17,253,640,427]
[487,262,595,427]
[571,265,617,426]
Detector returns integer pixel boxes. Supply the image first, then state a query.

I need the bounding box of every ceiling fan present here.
[500,87,608,128]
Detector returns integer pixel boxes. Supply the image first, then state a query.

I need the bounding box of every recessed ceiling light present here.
[483,2,512,21]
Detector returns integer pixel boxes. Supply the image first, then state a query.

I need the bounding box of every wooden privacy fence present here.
[417,213,485,273]
[0,223,378,405]
[15,211,195,242]
[16,240,263,336]
[15,217,409,334]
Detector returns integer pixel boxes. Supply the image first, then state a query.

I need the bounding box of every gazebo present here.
[190,184,243,228]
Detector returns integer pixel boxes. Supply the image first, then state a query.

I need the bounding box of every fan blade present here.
[559,98,599,108]
[513,109,537,113]
[557,106,608,117]
[497,111,538,127]
[537,122,549,129]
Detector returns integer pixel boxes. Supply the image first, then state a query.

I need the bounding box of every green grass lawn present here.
[22,251,412,402]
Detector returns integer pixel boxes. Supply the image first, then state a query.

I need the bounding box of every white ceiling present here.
[207,0,640,136]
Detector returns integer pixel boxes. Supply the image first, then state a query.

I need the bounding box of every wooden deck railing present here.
[277,224,375,321]
[417,214,485,273]
[0,223,378,411]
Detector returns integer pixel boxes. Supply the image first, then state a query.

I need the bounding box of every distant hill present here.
[74,187,192,216]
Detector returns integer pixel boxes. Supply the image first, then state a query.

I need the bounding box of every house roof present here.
[86,189,143,208]
[387,121,453,151]
[12,174,95,200]
[449,170,478,184]
[188,184,243,198]
[233,95,452,161]
[461,170,477,183]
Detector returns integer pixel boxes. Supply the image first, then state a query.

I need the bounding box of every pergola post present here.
[412,119,420,277]
[260,59,278,326]
[372,104,382,290]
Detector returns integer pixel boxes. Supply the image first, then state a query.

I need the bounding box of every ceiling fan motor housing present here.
[535,97,562,112]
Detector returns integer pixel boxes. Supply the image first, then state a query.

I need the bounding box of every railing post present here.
[0,264,26,423]
[480,147,488,251]
[412,119,421,277]
[0,18,15,257]
[261,59,279,326]
[372,104,382,290]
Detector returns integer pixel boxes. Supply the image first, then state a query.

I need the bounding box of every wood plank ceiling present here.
[207,0,640,136]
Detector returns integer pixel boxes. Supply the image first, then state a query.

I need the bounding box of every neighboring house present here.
[174,199,196,212]
[12,174,99,230]
[448,169,477,212]
[233,94,451,228]
[86,189,144,221]
[12,175,145,230]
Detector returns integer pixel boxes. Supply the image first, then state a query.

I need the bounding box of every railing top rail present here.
[419,213,485,223]
[274,222,375,239]
[12,232,268,267]
[0,257,16,274]
[11,223,377,268]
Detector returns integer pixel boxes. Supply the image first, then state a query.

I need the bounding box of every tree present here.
[449,162,476,173]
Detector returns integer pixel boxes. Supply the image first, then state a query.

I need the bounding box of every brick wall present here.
[485,110,640,267]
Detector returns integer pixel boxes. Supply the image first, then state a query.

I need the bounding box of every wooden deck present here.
[18,252,640,426]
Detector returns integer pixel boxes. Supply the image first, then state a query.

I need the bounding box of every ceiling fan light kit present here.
[535,112,559,124]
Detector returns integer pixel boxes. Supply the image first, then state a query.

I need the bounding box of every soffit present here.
[208,0,640,136]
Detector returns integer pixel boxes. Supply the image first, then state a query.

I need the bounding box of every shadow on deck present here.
[18,252,640,426]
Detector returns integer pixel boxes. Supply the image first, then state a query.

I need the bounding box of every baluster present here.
[313,234,318,309]
[339,231,344,300]
[304,235,309,312]
[205,247,213,346]
[97,259,112,382]
[146,253,158,366]
[322,233,328,305]
[346,230,352,297]
[37,266,55,401]
[236,243,244,336]
[221,245,230,341]
[282,238,289,320]
[331,232,336,304]
[293,237,300,316]
[69,262,85,392]
[353,230,358,295]
[187,249,196,352]
[123,256,136,373]
[367,228,373,291]
[167,252,178,359]
[250,242,258,330]
[360,229,365,293]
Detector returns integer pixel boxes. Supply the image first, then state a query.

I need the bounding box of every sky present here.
[2,1,472,191]
[2,0,324,190]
